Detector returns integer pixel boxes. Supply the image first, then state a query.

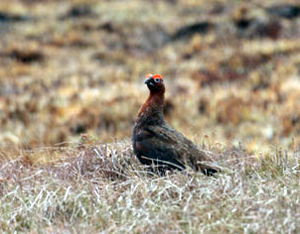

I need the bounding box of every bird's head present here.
[144,74,165,94]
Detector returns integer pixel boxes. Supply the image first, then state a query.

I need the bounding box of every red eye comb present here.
[152,74,163,79]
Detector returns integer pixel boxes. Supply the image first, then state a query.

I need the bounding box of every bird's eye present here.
[154,78,160,83]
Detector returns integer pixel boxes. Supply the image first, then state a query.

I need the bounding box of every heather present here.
[0,0,300,233]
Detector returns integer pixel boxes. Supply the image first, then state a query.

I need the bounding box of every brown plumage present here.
[132,74,221,175]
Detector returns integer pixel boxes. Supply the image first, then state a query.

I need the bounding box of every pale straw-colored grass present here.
[0,141,299,233]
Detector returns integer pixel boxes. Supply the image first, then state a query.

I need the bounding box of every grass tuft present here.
[0,141,299,233]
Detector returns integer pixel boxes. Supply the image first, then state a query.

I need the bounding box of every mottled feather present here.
[132,74,221,175]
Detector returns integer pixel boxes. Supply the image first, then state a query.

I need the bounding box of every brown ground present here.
[1,0,300,154]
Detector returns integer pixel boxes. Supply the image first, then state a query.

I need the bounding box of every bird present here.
[132,74,221,175]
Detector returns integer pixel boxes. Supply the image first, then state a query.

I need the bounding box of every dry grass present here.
[0,141,299,233]
[1,0,300,232]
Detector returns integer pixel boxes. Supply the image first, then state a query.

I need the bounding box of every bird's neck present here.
[136,92,165,126]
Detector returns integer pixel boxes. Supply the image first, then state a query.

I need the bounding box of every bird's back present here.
[133,122,215,173]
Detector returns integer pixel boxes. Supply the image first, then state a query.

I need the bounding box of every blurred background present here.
[0,0,300,152]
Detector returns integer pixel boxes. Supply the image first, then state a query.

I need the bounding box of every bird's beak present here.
[144,78,154,86]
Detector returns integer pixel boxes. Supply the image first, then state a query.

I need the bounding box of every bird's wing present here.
[144,125,221,174]
[134,125,187,169]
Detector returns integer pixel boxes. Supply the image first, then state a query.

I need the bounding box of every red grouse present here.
[132,74,220,175]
